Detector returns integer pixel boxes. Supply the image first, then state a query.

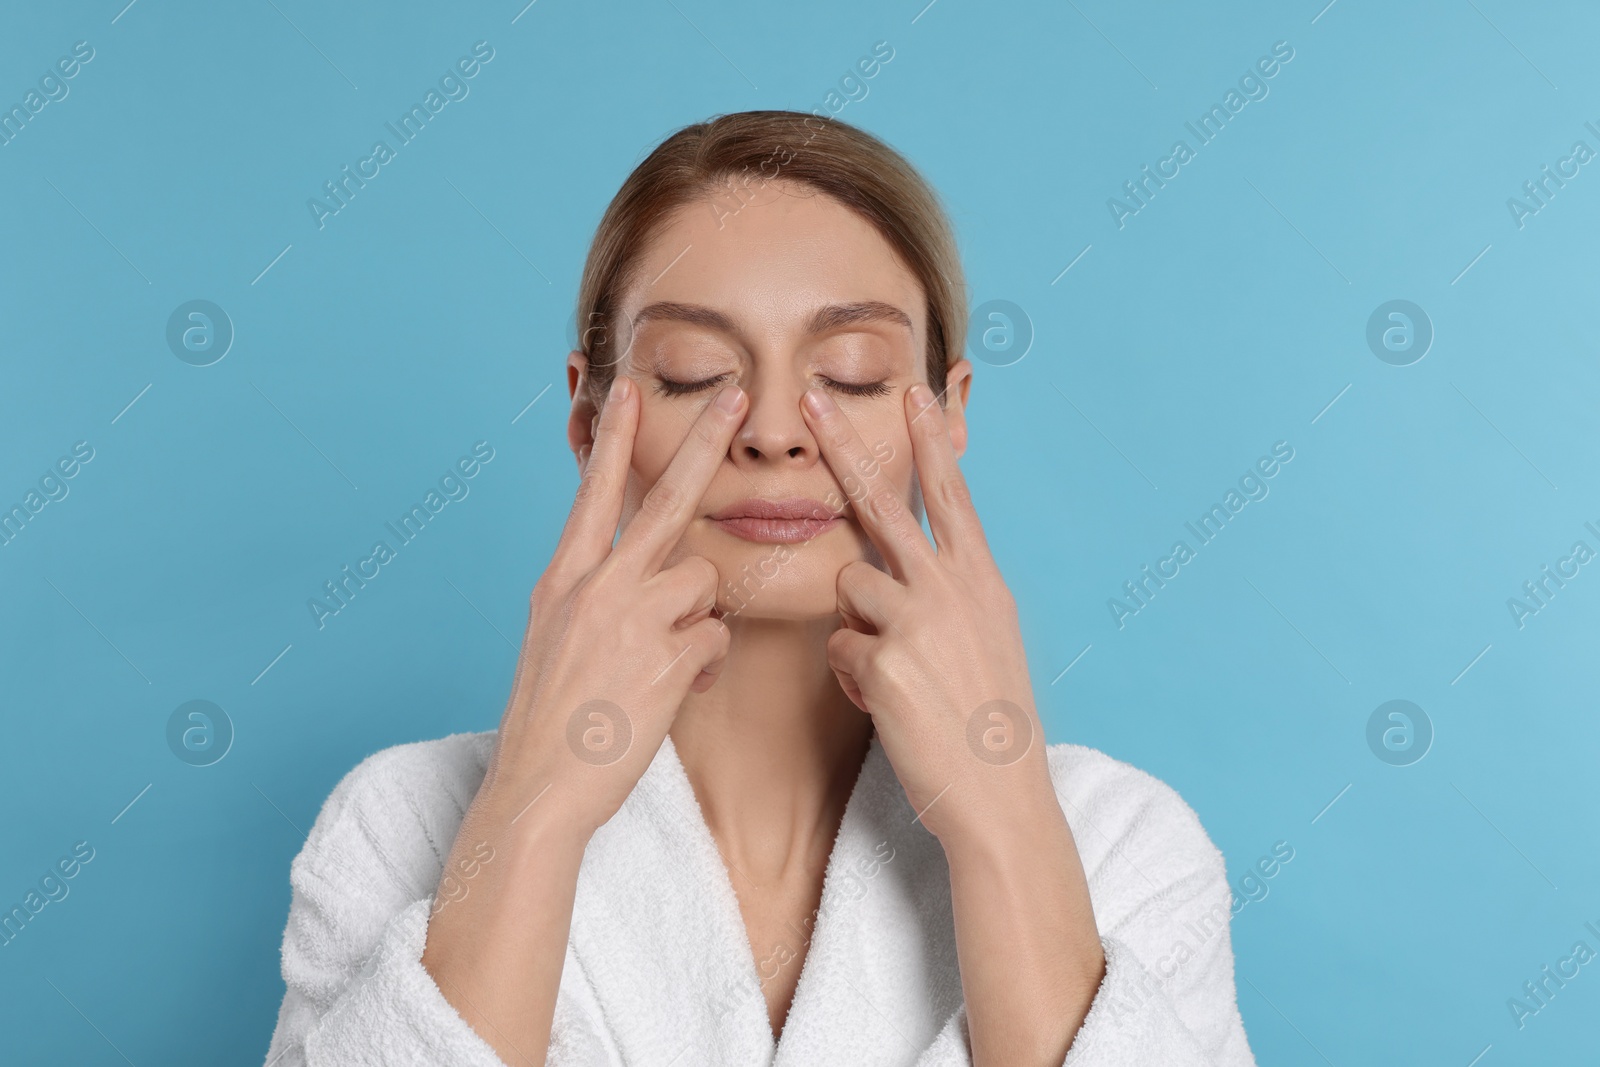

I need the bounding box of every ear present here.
[566,349,599,474]
[940,359,974,459]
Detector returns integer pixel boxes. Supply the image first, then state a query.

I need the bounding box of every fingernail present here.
[610,376,629,401]
[716,385,744,413]
[804,388,833,415]
[910,383,934,409]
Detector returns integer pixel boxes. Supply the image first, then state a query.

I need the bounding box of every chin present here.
[716,590,840,622]
[691,533,861,623]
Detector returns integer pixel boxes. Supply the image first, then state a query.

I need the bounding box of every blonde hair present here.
[574,110,967,406]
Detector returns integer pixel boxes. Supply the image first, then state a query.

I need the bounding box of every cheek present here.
[839,416,912,498]
[623,402,685,510]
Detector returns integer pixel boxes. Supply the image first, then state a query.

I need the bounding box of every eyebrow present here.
[631,300,914,340]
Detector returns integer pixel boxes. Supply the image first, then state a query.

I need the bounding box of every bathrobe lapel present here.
[568,732,776,1066]
[569,730,964,1067]
[770,732,964,1065]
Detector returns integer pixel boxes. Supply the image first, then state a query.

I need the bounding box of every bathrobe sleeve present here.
[262,738,619,1067]
[912,744,1257,1067]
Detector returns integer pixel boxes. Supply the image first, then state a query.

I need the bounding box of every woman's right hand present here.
[420,374,746,1066]
[486,372,746,835]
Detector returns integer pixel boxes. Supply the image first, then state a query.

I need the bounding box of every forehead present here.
[619,180,926,344]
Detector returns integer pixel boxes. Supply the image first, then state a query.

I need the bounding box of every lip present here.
[708,496,843,544]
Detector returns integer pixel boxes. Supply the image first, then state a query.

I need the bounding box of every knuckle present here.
[539,555,591,599]
[838,559,874,589]
[938,474,974,514]
[703,617,730,651]
[684,556,721,597]
[575,467,610,508]
[530,574,564,613]
[639,481,684,522]
[658,557,719,614]
[865,484,903,524]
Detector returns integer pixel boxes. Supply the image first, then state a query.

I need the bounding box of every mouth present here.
[707,496,843,544]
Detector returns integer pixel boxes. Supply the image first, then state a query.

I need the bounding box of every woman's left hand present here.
[800,381,1054,844]
[805,381,1108,1064]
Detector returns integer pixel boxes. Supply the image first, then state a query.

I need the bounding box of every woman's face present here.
[567,178,972,621]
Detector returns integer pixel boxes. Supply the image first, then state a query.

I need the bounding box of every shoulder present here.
[290,730,498,906]
[1043,744,1256,1065]
[313,729,496,822]
[1041,742,1228,918]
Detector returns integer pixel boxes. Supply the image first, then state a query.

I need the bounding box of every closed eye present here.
[654,374,891,398]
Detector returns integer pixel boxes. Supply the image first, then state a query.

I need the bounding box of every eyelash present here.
[654,374,891,399]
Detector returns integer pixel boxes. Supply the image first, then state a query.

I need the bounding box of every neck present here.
[670,612,873,883]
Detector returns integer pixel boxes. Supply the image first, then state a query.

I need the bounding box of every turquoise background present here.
[2,0,1597,1062]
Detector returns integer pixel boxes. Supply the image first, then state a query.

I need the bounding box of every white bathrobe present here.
[264,728,1258,1066]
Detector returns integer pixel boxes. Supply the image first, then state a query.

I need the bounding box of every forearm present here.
[421,779,593,1067]
[941,780,1105,1067]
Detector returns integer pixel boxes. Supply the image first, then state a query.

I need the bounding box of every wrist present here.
[476,771,599,857]
[482,726,644,843]
[930,764,1064,857]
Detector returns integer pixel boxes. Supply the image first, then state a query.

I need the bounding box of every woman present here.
[265,110,1257,1067]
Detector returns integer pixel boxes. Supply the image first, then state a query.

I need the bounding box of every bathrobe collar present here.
[568,727,964,1066]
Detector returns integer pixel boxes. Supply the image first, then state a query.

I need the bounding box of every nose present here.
[731,376,819,467]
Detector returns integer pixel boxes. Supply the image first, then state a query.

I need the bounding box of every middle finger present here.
[800,386,932,583]
[615,384,747,576]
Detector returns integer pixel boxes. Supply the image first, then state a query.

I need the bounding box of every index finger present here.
[615,383,748,575]
[800,386,933,582]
